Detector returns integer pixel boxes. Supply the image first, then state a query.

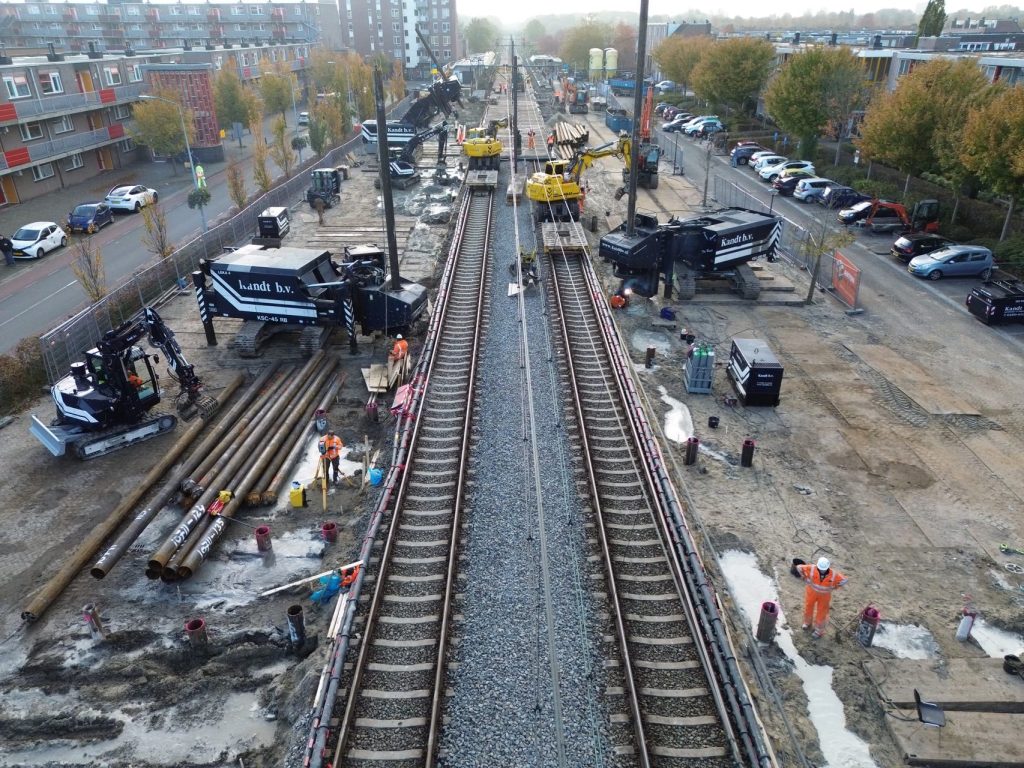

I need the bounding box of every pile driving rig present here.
[30,308,212,459]
[377,122,449,190]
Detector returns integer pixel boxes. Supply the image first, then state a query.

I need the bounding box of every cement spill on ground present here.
[871,623,939,660]
[718,550,879,768]
[970,618,1024,658]
[657,385,693,443]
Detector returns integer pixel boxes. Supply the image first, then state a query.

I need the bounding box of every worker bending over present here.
[389,334,409,363]
[797,556,847,638]
[318,429,344,485]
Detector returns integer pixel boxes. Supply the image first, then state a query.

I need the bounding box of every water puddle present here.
[657,385,693,443]
[970,617,1024,658]
[630,329,673,358]
[871,622,939,659]
[718,550,879,768]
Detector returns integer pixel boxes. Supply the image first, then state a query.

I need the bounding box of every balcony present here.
[271,8,285,20]
[0,124,127,171]
[145,9,159,21]
[208,9,221,21]
[63,9,78,21]
[0,83,145,126]
[272,26,286,39]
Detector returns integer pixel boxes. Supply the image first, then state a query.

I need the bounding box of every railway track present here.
[328,188,494,767]
[543,246,759,767]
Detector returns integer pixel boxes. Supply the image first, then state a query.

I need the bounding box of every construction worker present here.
[318,429,344,484]
[796,556,848,638]
[127,372,143,390]
[389,334,409,362]
[527,129,536,150]
[340,563,360,592]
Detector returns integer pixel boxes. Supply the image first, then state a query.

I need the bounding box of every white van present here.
[793,178,835,204]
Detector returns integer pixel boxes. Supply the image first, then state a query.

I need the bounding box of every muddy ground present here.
[1,87,1023,768]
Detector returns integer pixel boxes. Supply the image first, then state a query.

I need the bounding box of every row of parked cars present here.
[8,184,157,260]
[656,105,727,138]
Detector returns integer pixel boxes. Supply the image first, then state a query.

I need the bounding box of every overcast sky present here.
[462,0,931,25]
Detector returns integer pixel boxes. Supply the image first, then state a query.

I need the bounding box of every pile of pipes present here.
[549,121,590,160]
[98,352,340,582]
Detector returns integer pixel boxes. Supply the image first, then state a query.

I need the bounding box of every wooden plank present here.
[865,658,1024,713]
[361,365,390,394]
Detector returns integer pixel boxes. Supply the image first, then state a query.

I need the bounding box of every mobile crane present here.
[30,307,212,459]
[463,117,507,170]
[525,140,623,222]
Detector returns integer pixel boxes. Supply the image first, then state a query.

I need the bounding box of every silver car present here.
[908,245,993,281]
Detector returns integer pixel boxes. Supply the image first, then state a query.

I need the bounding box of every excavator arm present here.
[143,307,206,406]
[569,140,623,180]
[399,122,449,164]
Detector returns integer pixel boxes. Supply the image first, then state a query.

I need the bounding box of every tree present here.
[465,18,501,54]
[962,84,1024,240]
[251,118,272,194]
[523,19,546,47]
[260,67,294,121]
[311,100,345,152]
[653,36,712,95]
[268,115,296,178]
[559,22,611,72]
[226,159,247,210]
[765,47,868,160]
[214,68,250,148]
[140,204,174,260]
[918,0,947,38]
[691,38,775,115]
[388,59,406,105]
[611,22,637,61]
[129,90,195,172]
[70,239,107,302]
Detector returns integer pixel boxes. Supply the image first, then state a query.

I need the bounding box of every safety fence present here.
[712,176,862,311]
[37,98,410,384]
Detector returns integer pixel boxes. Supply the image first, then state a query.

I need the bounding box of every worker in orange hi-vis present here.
[796,556,848,638]
[527,129,536,150]
[340,563,360,592]
[389,334,409,362]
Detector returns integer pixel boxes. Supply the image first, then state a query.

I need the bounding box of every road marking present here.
[0,281,80,329]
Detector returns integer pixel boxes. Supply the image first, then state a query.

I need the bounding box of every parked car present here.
[66,202,114,234]
[908,245,993,281]
[686,118,726,137]
[837,199,879,225]
[655,102,671,115]
[730,143,767,166]
[655,80,677,92]
[752,155,787,173]
[11,222,68,259]
[890,233,955,262]
[662,106,683,121]
[758,159,815,182]
[662,114,694,132]
[298,111,310,126]
[820,185,870,209]
[792,178,836,203]
[105,184,159,212]
[771,169,817,195]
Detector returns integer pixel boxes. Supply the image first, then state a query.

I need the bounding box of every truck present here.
[966,279,1024,325]
[599,208,782,300]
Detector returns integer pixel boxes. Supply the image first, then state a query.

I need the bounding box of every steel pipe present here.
[90,365,278,579]
[20,372,244,623]
[177,358,339,579]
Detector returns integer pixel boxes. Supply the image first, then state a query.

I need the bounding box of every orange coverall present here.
[390,338,409,360]
[797,563,847,635]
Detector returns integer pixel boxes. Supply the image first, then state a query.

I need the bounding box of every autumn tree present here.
[653,36,711,96]
[918,0,947,38]
[691,38,775,115]
[129,90,195,172]
[611,22,637,61]
[226,158,247,210]
[464,18,501,54]
[214,68,251,148]
[140,204,174,260]
[268,115,296,178]
[388,59,406,105]
[765,47,869,161]
[260,66,295,121]
[962,84,1024,240]
[523,19,546,47]
[251,117,272,193]
[560,22,611,71]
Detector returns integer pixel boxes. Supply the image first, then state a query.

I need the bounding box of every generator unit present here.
[599,208,782,300]
[966,279,1024,325]
[192,244,427,357]
[726,338,783,407]
[254,206,291,245]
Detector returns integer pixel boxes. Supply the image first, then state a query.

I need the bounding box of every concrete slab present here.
[885,711,1024,766]
[865,658,1024,713]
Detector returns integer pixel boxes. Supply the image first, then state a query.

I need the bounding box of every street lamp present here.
[138,94,206,232]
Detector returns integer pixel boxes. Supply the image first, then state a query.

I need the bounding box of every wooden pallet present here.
[540,222,587,254]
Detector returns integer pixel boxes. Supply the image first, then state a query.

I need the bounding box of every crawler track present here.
[544,249,746,767]
[330,188,494,767]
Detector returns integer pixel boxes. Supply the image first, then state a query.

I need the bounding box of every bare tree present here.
[70,238,107,302]
[140,204,175,260]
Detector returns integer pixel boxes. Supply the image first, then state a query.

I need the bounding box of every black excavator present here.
[376,122,449,190]
[30,307,213,459]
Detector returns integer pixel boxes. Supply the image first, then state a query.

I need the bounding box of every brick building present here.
[339,0,459,68]
[144,63,222,162]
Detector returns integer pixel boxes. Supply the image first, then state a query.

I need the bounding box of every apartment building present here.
[0,0,342,53]
[339,0,459,68]
[0,42,312,206]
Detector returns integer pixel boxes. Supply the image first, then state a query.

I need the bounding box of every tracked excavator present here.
[525,140,623,222]
[463,117,507,170]
[30,307,213,459]
[600,209,782,300]
[375,122,449,189]
[617,87,661,191]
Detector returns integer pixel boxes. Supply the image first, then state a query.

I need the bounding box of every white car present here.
[104,184,158,212]
[752,154,787,172]
[749,150,782,166]
[758,160,815,182]
[298,111,310,126]
[11,221,67,259]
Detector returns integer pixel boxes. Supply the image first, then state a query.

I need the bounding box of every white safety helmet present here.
[816,557,831,572]
[396,334,403,340]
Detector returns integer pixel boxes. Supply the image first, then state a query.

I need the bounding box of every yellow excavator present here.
[525,139,623,222]
[463,117,508,170]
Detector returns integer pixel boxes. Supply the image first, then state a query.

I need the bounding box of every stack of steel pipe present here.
[90,364,280,579]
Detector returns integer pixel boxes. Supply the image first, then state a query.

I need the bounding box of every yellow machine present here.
[463,118,508,170]
[525,139,623,222]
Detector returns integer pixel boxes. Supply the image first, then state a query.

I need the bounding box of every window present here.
[129,64,142,82]
[127,6,140,15]
[270,49,278,62]
[4,75,31,99]
[27,4,41,14]
[188,7,200,15]
[63,153,84,172]
[104,66,121,85]
[86,6,98,14]
[442,35,449,45]
[250,5,261,15]
[50,22,61,29]
[51,115,75,134]
[441,22,448,32]
[20,121,44,141]
[256,23,265,31]
[111,103,131,120]
[240,52,249,66]
[294,5,302,14]
[131,23,141,30]
[392,8,400,16]
[443,50,450,58]
[92,23,103,30]
[392,22,399,30]
[170,5,182,15]
[39,71,63,94]
[32,163,55,182]
[442,7,449,17]
[393,35,401,44]
[120,138,137,152]
[231,6,244,15]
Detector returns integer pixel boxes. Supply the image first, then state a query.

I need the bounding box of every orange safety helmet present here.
[610,294,628,309]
